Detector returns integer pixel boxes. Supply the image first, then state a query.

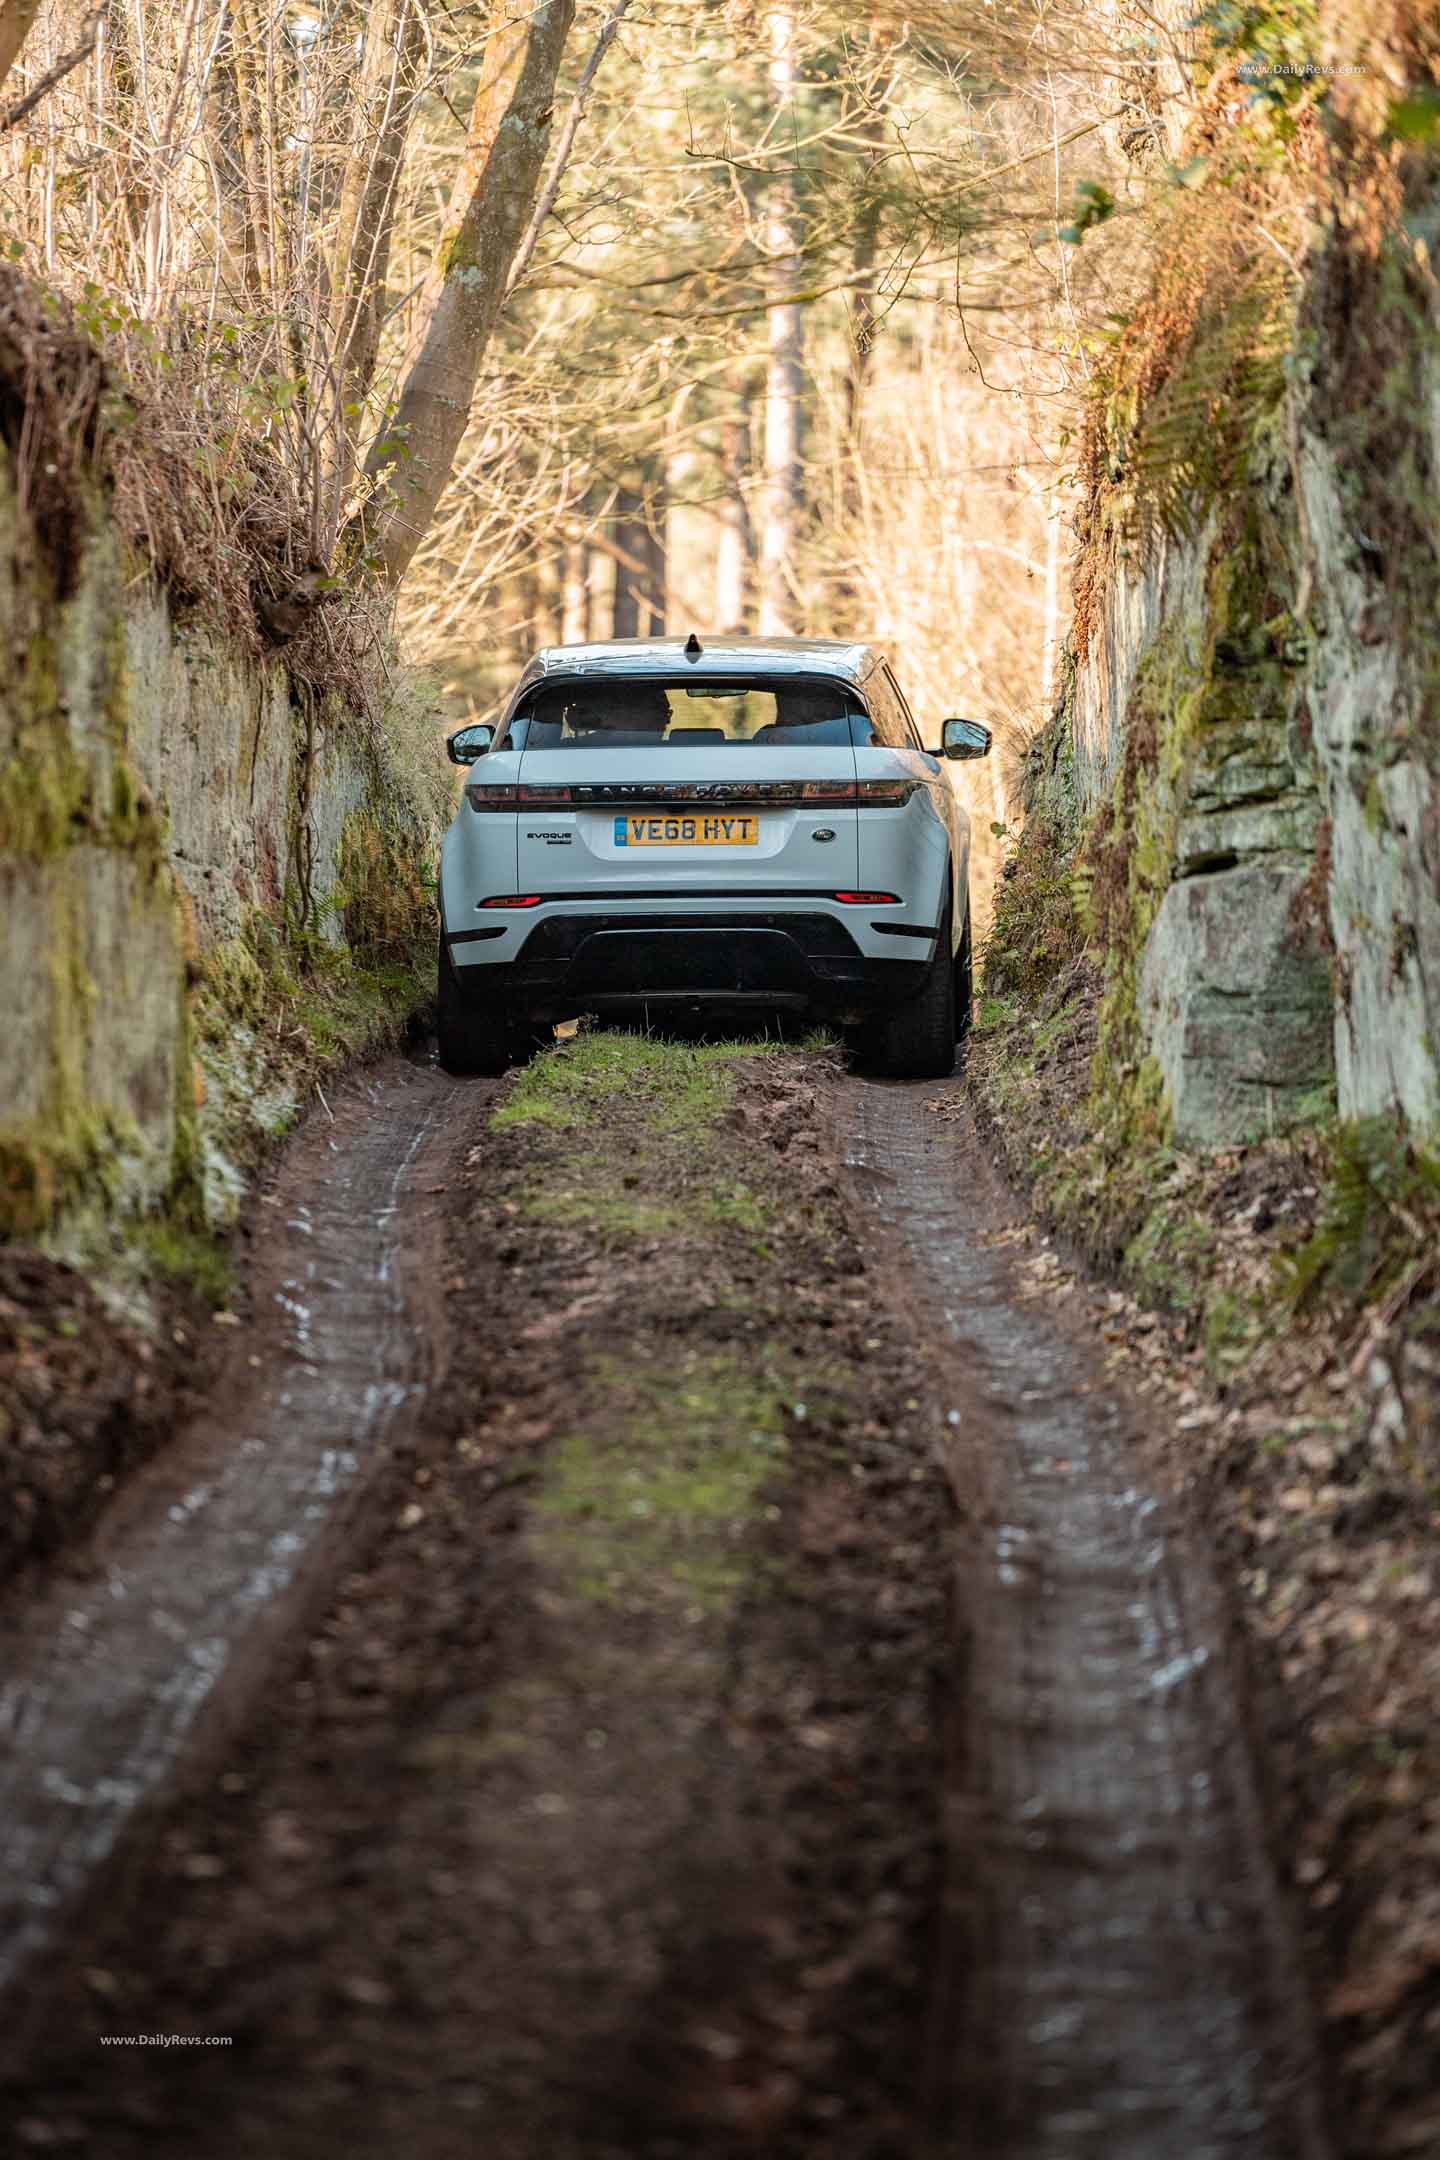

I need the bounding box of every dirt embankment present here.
[5,1035,955,2159]
[0,1250,218,1588]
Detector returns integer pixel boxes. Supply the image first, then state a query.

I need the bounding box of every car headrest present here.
[666,727,727,744]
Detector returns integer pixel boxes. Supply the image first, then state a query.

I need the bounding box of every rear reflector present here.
[481,894,543,909]
[834,890,900,905]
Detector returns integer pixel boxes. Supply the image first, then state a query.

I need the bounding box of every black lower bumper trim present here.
[447,910,930,1021]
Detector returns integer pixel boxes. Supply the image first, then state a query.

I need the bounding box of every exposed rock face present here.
[1140,865,1334,1145]
[1066,527,1213,819]
[0,845,183,1204]
[1018,8,1440,1152]
[1299,430,1440,1131]
[0,441,438,1236]
[1034,273,1440,1147]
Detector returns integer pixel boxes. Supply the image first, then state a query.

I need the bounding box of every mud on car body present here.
[437,634,991,1078]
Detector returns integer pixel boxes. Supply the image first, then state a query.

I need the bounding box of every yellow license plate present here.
[614,813,759,847]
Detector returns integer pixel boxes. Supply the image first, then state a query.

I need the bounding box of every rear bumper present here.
[448,909,934,1022]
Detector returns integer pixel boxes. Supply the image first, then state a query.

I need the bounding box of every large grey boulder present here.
[1139,863,1334,1145]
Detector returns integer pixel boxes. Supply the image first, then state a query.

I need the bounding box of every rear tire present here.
[437,939,510,1076]
[871,906,956,1080]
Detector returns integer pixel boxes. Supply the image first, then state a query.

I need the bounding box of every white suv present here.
[437,635,991,1078]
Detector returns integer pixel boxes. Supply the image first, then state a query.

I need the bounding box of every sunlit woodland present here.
[0,0,1198,914]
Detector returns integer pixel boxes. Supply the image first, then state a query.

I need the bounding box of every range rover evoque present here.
[437,635,992,1078]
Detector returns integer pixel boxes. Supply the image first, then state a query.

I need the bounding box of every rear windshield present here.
[502,678,869,751]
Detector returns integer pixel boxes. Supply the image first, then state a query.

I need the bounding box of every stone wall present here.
[0,438,440,1237]
[1030,250,1440,1150]
[1297,423,1440,1133]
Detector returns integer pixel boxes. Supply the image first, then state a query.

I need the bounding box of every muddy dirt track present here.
[1,1037,1326,2157]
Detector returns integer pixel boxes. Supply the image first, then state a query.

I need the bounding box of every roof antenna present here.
[683,631,704,660]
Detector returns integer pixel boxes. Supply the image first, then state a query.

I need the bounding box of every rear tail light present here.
[468,779,918,810]
[481,894,543,909]
[834,891,900,905]
[855,779,922,807]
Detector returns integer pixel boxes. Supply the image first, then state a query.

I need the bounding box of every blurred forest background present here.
[0,0,1200,916]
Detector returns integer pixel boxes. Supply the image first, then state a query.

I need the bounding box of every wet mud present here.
[0,1042,1326,2155]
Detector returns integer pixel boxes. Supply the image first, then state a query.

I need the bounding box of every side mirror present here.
[939,717,993,761]
[446,722,494,765]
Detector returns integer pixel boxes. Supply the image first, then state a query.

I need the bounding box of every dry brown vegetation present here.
[0,0,1180,820]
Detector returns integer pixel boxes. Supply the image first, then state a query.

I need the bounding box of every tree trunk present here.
[1040,490,1062,716]
[843,65,892,484]
[325,0,425,540]
[713,412,752,632]
[560,533,590,644]
[611,483,646,638]
[353,0,576,590]
[757,10,803,638]
[227,0,277,304]
[509,570,538,667]
[536,546,564,647]
[206,63,263,299]
[644,513,666,637]
[0,0,40,100]
[504,0,631,303]
[833,68,891,612]
[586,529,608,634]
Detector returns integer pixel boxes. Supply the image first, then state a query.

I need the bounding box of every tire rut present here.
[842,1079,1328,2160]
[0,1060,466,2064]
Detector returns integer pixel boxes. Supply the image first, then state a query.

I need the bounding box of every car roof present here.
[514,635,885,692]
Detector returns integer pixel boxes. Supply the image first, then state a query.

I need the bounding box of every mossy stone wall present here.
[1026,205,1440,1148]
[0,435,440,1238]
